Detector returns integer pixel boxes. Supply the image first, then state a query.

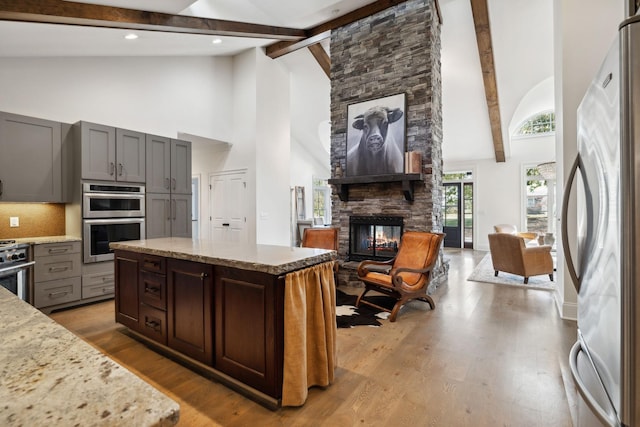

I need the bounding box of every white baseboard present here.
[555,290,577,321]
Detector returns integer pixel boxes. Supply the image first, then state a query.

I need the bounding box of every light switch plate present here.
[9,217,19,227]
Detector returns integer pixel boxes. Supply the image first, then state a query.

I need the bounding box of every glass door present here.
[443,183,461,248]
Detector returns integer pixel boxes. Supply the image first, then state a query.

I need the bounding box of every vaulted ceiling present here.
[0,0,554,165]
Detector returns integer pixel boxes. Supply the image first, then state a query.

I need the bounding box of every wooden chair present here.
[356,231,445,322]
[301,228,338,250]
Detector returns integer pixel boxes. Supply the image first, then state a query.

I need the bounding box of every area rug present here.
[467,253,555,291]
[335,289,395,328]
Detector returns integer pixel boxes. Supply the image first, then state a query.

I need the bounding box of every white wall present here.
[255,49,291,246]
[445,133,554,251]
[0,56,233,140]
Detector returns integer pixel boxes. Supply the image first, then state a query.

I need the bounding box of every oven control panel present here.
[0,247,29,266]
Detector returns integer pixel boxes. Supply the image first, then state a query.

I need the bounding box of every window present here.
[515,111,555,136]
[312,177,331,225]
[524,166,549,234]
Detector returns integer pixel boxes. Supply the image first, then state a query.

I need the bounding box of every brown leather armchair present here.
[356,231,445,322]
[301,228,338,250]
[487,233,553,284]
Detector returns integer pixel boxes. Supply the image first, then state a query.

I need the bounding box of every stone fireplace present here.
[329,0,448,291]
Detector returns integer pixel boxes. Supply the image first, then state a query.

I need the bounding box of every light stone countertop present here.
[13,235,82,245]
[0,287,180,426]
[111,237,336,275]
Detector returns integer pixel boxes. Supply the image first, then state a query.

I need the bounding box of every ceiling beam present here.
[470,0,505,163]
[308,44,330,78]
[0,0,306,40]
[266,0,414,59]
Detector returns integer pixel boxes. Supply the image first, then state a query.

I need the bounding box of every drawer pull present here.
[145,286,160,294]
[144,319,161,331]
[102,276,113,283]
[48,248,69,254]
[144,261,160,269]
[49,266,69,273]
[49,290,69,299]
[102,287,114,293]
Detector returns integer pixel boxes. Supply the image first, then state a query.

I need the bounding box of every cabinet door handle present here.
[172,199,177,220]
[0,179,3,196]
[118,163,123,176]
[165,177,170,190]
[222,223,230,227]
[109,162,115,176]
[171,178,176,190]
[200,272,208,280]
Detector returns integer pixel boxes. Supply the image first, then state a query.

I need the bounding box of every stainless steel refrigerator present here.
[562,15,640,427]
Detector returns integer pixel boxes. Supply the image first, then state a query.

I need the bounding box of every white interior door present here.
[209,171,247,243]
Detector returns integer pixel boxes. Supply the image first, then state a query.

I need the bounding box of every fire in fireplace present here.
[349,216,404,261]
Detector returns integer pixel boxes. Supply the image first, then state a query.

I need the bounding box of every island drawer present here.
[34,276,82,308]
[140,254,166,274]
[139,304,167,345]
[139,271,166,310]
[34,241,81,257]
[35,253,82,282]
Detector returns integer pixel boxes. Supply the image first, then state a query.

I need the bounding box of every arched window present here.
[515,111,555,136]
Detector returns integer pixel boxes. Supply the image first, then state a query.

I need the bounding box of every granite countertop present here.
[0,287,180,426]
[13,235,82,245]
[110,237,336,275]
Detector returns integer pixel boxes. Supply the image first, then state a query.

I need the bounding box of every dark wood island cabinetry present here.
[112,238,336,409]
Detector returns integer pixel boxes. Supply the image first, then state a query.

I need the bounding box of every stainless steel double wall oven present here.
[82,182,145,263]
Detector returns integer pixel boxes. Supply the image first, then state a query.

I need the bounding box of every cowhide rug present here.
[335,289,396,328]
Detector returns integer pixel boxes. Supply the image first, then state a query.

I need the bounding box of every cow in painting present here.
[346,106,404,176]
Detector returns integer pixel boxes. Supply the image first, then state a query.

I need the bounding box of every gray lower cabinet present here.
[77,121,146,183]
[33,242,82,310]
[0,111,69,202]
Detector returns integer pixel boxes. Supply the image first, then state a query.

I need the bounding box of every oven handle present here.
[85,192,145,200]
[0,261,36,276]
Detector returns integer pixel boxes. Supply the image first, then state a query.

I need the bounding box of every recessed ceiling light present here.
[212,38,222,45]
[124,33,138,40]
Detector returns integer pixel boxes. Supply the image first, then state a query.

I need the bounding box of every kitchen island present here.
[0,286,179,426]
[110,237,337,409]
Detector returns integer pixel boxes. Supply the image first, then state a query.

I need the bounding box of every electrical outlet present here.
[9,217,19,227]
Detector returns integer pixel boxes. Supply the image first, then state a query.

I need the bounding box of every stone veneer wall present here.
[330,0,447,288]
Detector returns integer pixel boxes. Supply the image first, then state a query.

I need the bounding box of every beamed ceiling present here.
[0,0,555,164]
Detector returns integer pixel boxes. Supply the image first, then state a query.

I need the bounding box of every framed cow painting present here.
[346,93,406,177]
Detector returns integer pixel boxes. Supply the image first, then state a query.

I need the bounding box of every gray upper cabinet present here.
[146,135,191,194]
[79,121,145,183]
[145,135,192,238]
[0,111,65,202]
[171,139,192,195]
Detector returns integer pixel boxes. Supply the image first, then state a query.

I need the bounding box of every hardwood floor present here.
[50,249,577,426]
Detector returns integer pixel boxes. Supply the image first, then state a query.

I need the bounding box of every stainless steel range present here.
[0,240,35,302]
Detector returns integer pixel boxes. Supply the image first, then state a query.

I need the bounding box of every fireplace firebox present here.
[349,216,404,261]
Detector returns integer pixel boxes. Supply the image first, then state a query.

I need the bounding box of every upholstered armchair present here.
[487,233,554,284]
[356,231,445,322]
[493,224,538,244]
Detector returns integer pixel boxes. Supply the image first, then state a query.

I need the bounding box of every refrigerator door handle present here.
[570,340,620,427]
[561,155,583,293]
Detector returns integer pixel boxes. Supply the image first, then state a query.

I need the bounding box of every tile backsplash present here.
[0,203,65,238]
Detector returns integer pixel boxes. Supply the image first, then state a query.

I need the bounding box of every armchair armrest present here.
[524,244,552,254]
[357,258,395,277]
[390,265,434,288]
